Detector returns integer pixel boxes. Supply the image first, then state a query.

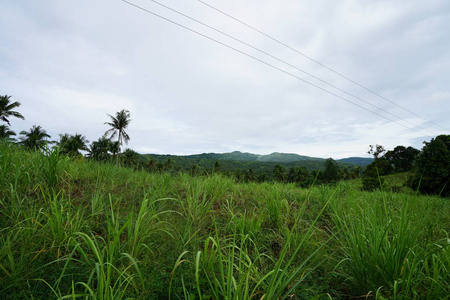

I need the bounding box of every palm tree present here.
[19,125,51,151]
[121,148,141,168]
[0,124,17,142]
[0,95,25,125]
[87,136,114,162]
[58,133,89,157]
[104,109,131,163]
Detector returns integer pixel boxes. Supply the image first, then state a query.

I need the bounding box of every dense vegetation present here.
[0,141,449,299]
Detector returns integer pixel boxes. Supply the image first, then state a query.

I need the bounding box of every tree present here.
[244,168,256,182]
[58,133,89,157]
[362,144,392,191]
[0,124,16,141]
[19,125,51,151]
[384,146,420,173]
[104,109,131,164]
[213,161,221,173]
[412,135,450,197]
[87,136,115,162]
[0,95,25,125]
[367,144,386,160]
[121,148,142,168]
[273,164,286,182]
[287,167,311,186]
[321,158,341,184]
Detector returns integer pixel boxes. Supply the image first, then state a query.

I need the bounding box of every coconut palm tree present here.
[0,124,16,142]
[104,109,131,164]
[19,125,51,151]
[87,136,115,162]
[0,95,25,125]
[58,133,89,157]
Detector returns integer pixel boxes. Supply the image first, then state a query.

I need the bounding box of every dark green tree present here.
[87,136,115,161]
[362,144,392,191]
[412,135,450,197]
[121,148,142,168]
[321,158,341,184]
[190,164,199,176]
[273,164,286,183]
[213,161,221,173]
[104,109,131,163]
[0,124,16,141]
[0,95,25,125]
[244,168,256,182]
[367,144,386,160]
[164,158,175,172]
[19,125,51,151]
[384,145,420,173]
[59,133,89,157]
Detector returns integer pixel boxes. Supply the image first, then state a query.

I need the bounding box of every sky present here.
[1,0,449,159]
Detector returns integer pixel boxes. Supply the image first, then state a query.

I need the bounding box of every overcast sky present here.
[1,0,449,158]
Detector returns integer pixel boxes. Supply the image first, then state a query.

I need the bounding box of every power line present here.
[145,0,435,136]
[121,0,432,137]
[198,0,449,133]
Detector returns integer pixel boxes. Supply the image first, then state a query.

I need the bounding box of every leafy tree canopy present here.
[412,135,450,197]
[104,109,131,154]
[58,133,89,157]
[0,95,25,125]
[87,136,117,162]
[385,145,420,172]
[0,124,16,141]
[19,125,51,151]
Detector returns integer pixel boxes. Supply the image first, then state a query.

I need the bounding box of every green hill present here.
[337,157,373,166]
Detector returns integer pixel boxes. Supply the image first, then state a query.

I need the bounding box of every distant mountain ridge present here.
[147,151,372,167]
[337,157,373,167]
[215,151,325,163]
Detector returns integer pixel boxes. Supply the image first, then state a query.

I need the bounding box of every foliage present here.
[273,164,286,182]
[19,125,51,151]
[0,124,16,141]
[385,145,420,172]
[104,109,131,156]
[121,148,144,168]
[0,95,25,125]
[58,133,89,157]
[87,136,117,162]
[411,134,450,197]
[320,158,341,184]
[368,144,387,159]
[362,145,393,191]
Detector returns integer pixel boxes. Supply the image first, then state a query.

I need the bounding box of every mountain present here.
[337,157,373,166]
[256,152,324,162]
[144,151,371,167]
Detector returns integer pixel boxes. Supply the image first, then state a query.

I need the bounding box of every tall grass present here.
[330,189,450,298]
[0,141,448,299]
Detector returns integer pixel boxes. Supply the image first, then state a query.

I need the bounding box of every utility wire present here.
[121,0,431,137]
[198,0,449,133]
[146,0,435,136]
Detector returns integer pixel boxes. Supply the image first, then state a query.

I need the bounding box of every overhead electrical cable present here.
[145,0,435,135]
[121,0,432,137]
[198,0,449,133]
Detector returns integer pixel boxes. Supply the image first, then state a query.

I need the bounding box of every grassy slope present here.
[0,142,449,299]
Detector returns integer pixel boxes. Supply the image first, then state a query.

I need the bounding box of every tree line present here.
[1,94,448,196]
[362,139,450,197]
[0,95,131,163]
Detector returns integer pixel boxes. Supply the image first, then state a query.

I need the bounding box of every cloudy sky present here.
[1,0,449,158]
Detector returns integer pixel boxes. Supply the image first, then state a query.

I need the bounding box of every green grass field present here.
[0,142,449,299]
